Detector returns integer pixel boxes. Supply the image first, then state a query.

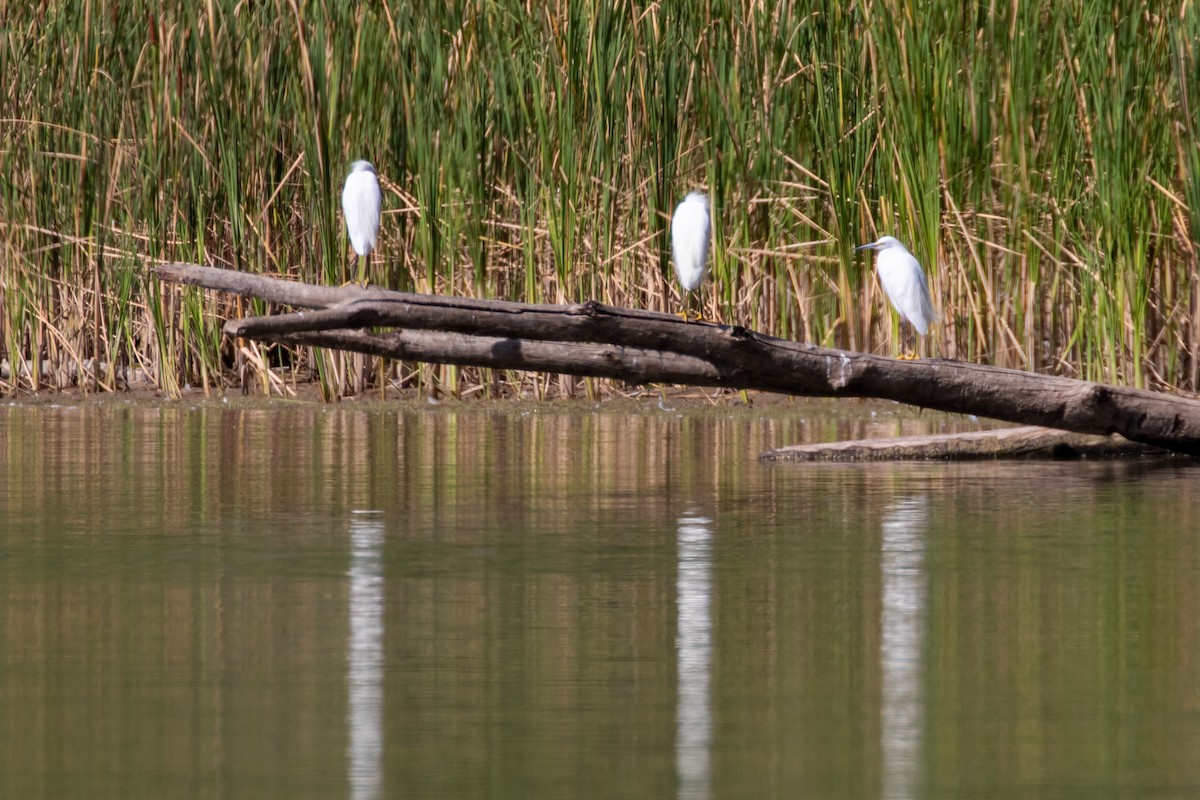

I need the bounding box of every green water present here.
[0,400,1197,799]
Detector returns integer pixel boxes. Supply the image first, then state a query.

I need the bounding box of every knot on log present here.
[826,352,856,390]
[569,300,602,317]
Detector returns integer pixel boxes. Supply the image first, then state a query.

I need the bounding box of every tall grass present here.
[1,1,1198,397]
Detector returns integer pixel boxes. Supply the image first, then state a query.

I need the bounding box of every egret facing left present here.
[854,235,939,359]
[342,160,382,285]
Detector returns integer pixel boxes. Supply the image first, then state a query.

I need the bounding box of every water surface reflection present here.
[676,510,714,800]
[879,496,929,800]
[0,403,1196,799]
[348,512,385,800]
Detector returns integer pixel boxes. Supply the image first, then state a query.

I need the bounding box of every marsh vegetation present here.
[2,1,1198,397]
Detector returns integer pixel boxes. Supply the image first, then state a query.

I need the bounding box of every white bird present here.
[854,235,939,358]
[670,191,712,321]
[342,160,382,284]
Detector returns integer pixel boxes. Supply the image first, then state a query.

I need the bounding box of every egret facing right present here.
[670,191,711,321]
[342,160,382,285]
[854,235,939,359]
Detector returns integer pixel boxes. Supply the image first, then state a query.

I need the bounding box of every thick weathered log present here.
[154,263,1200,455]
[275,328,721,386]
[761,425,1167,462]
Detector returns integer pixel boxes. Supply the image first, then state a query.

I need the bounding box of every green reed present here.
[1,0,1198,397]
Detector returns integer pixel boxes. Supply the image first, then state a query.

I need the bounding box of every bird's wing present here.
[670,201,711,288]
[877,249,933,334]
[342,172,382,254]
[916,266,940,324]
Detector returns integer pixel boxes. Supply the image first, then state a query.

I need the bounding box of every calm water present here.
[1,398,1198,799]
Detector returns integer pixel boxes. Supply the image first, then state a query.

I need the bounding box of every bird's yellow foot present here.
[897,350,919,360]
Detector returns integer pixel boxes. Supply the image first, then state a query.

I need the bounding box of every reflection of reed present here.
[0,404,1013,538]
[348,513,385,800]
[3,406,1198,796]
[880,496,929,800]
[676,511,713,800]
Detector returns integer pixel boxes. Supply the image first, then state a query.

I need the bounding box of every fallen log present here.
[154,263,1200,456]
[273,328,721,387]
[761,425,1166,462]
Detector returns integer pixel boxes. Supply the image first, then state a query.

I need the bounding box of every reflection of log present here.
[761,426,1164,462]
[154,263,1200,456]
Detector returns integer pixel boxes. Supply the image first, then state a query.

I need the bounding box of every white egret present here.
[342,160,382,285]
[670,191,712,321]
[854,235,939,358]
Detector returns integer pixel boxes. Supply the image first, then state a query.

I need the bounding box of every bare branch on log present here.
[153,263,1200,455]
[155,263,360,308]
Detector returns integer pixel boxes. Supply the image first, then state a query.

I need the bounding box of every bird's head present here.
[854,235,905,253]
[684,190,709,208]
[349,160,376,175]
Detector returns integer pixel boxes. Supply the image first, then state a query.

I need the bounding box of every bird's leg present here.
[686,289,708,323]
[355,252,371,288]
[677,290,692,322]
[897,321,918,360]
[341,253,366,288]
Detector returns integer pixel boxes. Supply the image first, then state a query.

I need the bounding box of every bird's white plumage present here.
[671,191,711,293]
[342,160,381,257]
[855,235,939,335]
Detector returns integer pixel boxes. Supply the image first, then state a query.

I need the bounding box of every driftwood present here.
[761,425,1165,462]
[154,263,1200,456]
